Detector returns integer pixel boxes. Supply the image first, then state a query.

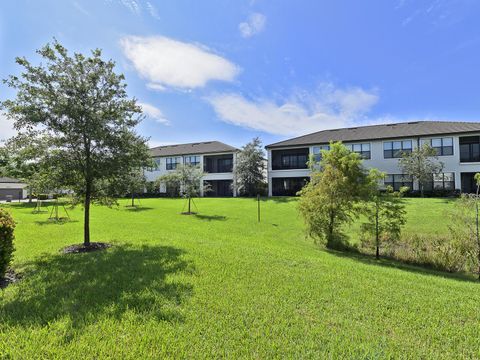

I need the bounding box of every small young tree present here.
[298,142,371,248]
[0,209,15,280]
[398,143,444,197]
[157,164,209,214]
[120,170,147,207]
[235,137,266,196]
[360,169,407,259]
[1,40,151,247]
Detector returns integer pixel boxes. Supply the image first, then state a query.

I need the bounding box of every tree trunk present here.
[188,196,191,213]
[84,182,91,246]
[420,183,424,198]
[476,201,479,281]
[375,202,380,259]
[327,210,335,248]
[131,192,135,207]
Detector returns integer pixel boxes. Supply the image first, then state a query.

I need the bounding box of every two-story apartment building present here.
[145,141,238,197]
[266,121,480,196]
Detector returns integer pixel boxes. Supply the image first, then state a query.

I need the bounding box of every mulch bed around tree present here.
[181,212,197,215]
[0,269,21,289]
[62,242,112,254]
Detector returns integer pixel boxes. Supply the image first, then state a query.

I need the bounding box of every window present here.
[145,158,161,172]
[312,145,330,162]
[281,154,308,169]
[384,174,413,191]
[345,143,371,159]
[204,154,234,173]
[217,158,233,172]
[184,155,200,166]
[460,136,480,163]
[384,140,412,158]
[272,177,309,196]
[272,148,309,170]
[166,157,181,170]
[422,137,453,156]
[424,172,455,191]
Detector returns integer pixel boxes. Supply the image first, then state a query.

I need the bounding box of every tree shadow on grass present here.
[124,206,155,212]
[34,219,79,226]
[0,244,194,335]
[194,214,227,221]
[326,248,478,284]
[260,196,298,203]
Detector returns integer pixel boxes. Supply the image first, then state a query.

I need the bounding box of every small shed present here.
[0,177,28,201]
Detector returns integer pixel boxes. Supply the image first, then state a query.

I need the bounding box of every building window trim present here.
[423,172,455,191]
[384,173,413,191]
[184,155,201,167]
[166,157,182,170]
[421,137,454,156]
[345,142,371,159]
[383,140,413,159]
[312,145,330,162]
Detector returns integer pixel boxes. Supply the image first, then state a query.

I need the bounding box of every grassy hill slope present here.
[0,198,478,358]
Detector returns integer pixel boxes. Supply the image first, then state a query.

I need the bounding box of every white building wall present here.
[144,152,237,197]
[268,133,480,196]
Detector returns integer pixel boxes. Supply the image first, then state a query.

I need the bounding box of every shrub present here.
[376,234,469,273]
[0,208,15,279]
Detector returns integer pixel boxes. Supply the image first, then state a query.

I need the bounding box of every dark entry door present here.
[461,173,477,194]
[204,180,233,197]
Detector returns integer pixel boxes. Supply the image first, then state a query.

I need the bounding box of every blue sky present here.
[1,0,480,148]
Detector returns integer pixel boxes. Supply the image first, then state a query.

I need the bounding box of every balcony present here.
[204,154,233,173]
[460,136,480,163]
[271,148,309,170]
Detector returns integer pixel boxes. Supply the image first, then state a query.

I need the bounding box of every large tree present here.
[234,137,266,196]
[298,142,371,248]
[398,143,444,197]
[1,40,150,246]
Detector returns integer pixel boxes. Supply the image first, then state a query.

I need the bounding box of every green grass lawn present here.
[1,197,479,359]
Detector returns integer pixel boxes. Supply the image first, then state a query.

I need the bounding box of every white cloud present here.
[119,0,141,15]
[73,1,91,16]
[146,1,160,19]
[0,113,17,142]
[120,36,240,90]
[138,102,169,125]
[207,84,379,136]
[239,13,266,38]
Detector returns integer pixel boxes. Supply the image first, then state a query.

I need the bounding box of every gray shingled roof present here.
[0,177,22,183]
[150,141,238,157]
[266,121,480,148]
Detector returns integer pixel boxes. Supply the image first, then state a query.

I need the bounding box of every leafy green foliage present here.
[360,170,407,258]
[157,164,209,213]
[298,142,371,248]
[0,209,15,279]
[398,143,444,196]
[118,170,147,207]
[1,40,150,245]
[235,137,266,196]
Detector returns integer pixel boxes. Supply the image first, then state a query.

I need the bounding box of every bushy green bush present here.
[0,208,15,279]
